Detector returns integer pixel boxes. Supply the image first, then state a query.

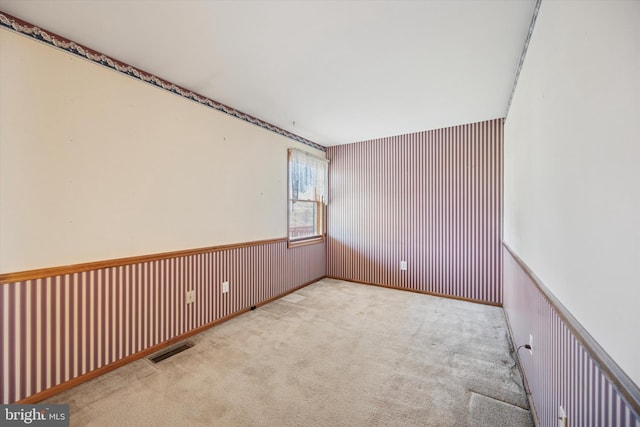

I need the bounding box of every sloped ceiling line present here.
[504,0,542,121]
[0,11,326,152]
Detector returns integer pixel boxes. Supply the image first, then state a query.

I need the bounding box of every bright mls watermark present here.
[1,405,69,426]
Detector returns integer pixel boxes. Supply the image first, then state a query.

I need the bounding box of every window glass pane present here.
[288,149,328,203]
[289,201,317,239]
[288,149,327,242]
[290,161,317,201]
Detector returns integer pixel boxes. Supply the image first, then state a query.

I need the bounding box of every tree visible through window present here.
[288,149,328,243]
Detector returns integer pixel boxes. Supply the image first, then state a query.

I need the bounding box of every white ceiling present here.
[0,0,536,147]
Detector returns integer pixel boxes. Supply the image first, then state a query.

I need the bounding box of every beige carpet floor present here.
[45,278,533,426]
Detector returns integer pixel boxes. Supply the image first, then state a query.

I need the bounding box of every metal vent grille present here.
[149,342,193,363]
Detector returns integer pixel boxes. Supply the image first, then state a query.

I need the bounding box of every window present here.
[288,149,328,245]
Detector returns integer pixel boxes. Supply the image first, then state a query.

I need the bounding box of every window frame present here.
[287,149,328,248]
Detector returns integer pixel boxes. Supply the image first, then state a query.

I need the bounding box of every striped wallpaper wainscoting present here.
[0,238,326,404]
[327,119,503,304]
[503,245,640,427]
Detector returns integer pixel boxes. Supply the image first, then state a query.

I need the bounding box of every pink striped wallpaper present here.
[504,245,640,427]
[327,119,503,304]
[0,239,326,404]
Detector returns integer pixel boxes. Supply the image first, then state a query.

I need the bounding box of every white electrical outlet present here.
[529,334,534,355]
[186,290,195,304]
[558,405,567,427]
[400,261,407,271]
[222,281,229,294]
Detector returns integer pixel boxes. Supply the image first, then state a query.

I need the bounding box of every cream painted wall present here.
[0,29,324,273]
[504,1,640,385]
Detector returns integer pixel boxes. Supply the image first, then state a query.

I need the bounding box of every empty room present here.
[0,1,638,426]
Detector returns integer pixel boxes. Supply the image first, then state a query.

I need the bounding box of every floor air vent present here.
[149,342,193,363]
